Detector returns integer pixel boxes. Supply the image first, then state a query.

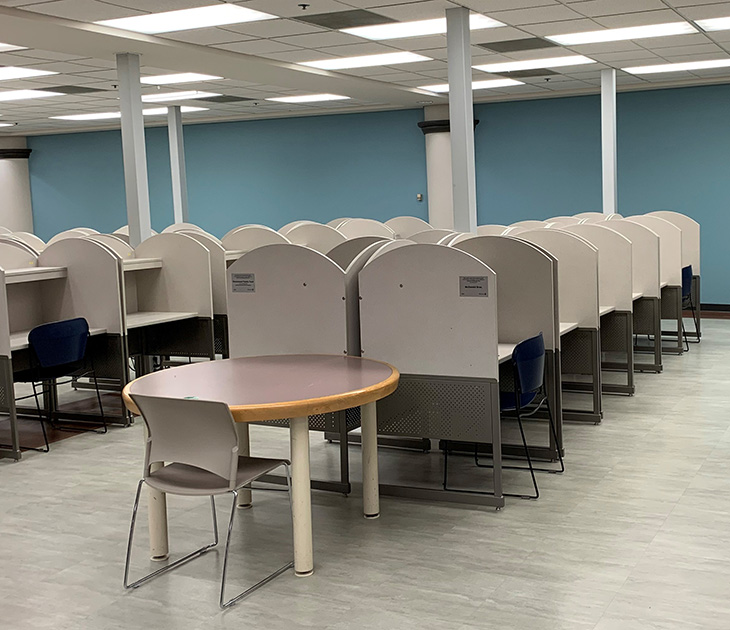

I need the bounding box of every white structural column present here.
[420,105,454,229]
[0,138,34,232]
[446,7,477,233]
[601,68,618,215]
[117,53,152,247]
[167,106,189,224]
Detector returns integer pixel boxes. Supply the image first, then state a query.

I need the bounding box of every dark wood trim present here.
[0,148,31,159]
[701,303,730,312]
[418,119,480,135]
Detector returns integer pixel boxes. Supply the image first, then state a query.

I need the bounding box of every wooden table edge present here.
[122,356,400,422]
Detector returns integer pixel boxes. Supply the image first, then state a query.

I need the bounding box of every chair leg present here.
[31,381,50,453]
[124,481,218,590]
[689,301,701,343]
[91,369,107,434]
[220,464,294,609]
[546,402,564,474]
[515,410,539,500]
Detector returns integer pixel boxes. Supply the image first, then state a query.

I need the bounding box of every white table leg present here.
[147,461,169,561]
[361,401,380,519]
[290,416,313,576]
[236,423,252,509]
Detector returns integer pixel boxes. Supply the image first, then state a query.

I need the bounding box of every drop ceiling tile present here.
[570,41,651,54]
[593,10,692,28]
[98,0,206,10]
[273,31,364,47]
[21,0,145,21]
[640,33,711,48]
[470,27,535,44]
[234,0,354,18]
[215,40,303,54]
[414,47,449,60]
[315,41,397,55]
[11,49,87,62]
[488,4,586,26]
[26,61,109,73]
[590,50,660,62]
[161,28,253,46]
[220,19,327,38]
[263,49,339,62]
[371,0,458,21]
[456,0,559,11]
[677,3,730,20]
[655,43,725,57]
[385,34,447,51]
[525,18,599,36]
[568,0,667,18]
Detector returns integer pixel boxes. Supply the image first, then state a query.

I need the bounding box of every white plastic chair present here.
[124,394,293,608]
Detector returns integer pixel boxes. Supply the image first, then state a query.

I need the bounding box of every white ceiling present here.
[0,0,730,134]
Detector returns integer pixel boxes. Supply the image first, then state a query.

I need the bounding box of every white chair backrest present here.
[133,394,238,486]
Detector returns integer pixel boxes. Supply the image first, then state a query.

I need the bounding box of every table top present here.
[498,343,516,364]
[123,354,400,423]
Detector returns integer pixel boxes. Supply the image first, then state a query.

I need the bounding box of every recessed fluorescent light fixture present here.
[0,123,14,127]
[342,14,503,40]
[266,94,350,103]
[51,106,208,121]
[141,73,222,85]
[474,55,595,73]
[96,4,276,34]
[141,90,220,102]
[419,78,523,93]
[143,106,207,115]
[0,89,62,101]
[623,59,730,74]
[0,67,58,81]
[0,43,27,53]
[695,17,730,32]
[547,22,696,46]
[300,51,430,70]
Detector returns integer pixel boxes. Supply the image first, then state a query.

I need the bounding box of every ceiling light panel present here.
[420,79,524,93]
[301,52,430,70]
[141,73,222,85]
[696,17,730,32]
[547,22,697,46]
[266,94,350,103]
[623,59,730,74]
[342,14,503,40]
[96,4,277,35]
[0,67,58,81]
[0,43,26,53]
[475,55,595,73]
[141,91,220,102]
[51,106,208,121]
[0,90,62,102]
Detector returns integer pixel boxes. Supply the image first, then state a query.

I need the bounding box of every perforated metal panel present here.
[376,374,498,443]
[561,329,596,375]
[660,286,681,319]
[0,356,11,412]
[633,297,659,335]
[600,311,629,354]
[214,314,229,358]
[257,408,361,433]
[129,318,215,359]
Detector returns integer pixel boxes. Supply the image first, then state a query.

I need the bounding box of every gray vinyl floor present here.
[2,320,730,630]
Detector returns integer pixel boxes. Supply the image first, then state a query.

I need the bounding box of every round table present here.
[123,354,399,576]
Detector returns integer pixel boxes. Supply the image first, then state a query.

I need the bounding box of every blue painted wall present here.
[27,84,730,302]
[27,108,428,238]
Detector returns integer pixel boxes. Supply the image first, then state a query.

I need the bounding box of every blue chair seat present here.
[500,390,537,412]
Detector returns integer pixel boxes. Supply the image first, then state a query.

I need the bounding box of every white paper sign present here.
[460,276,488,297]
[232,273,255,293]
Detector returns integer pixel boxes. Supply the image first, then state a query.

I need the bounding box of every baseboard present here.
[701,303,730,312]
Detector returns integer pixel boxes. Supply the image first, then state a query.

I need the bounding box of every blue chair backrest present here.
[682,265,693,299]
[28,318,89,368]
[512,333,545,395]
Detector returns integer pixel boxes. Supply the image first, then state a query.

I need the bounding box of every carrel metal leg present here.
[600,310,635,395]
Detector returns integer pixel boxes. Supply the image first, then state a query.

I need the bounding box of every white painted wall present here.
[0,137,33,232]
